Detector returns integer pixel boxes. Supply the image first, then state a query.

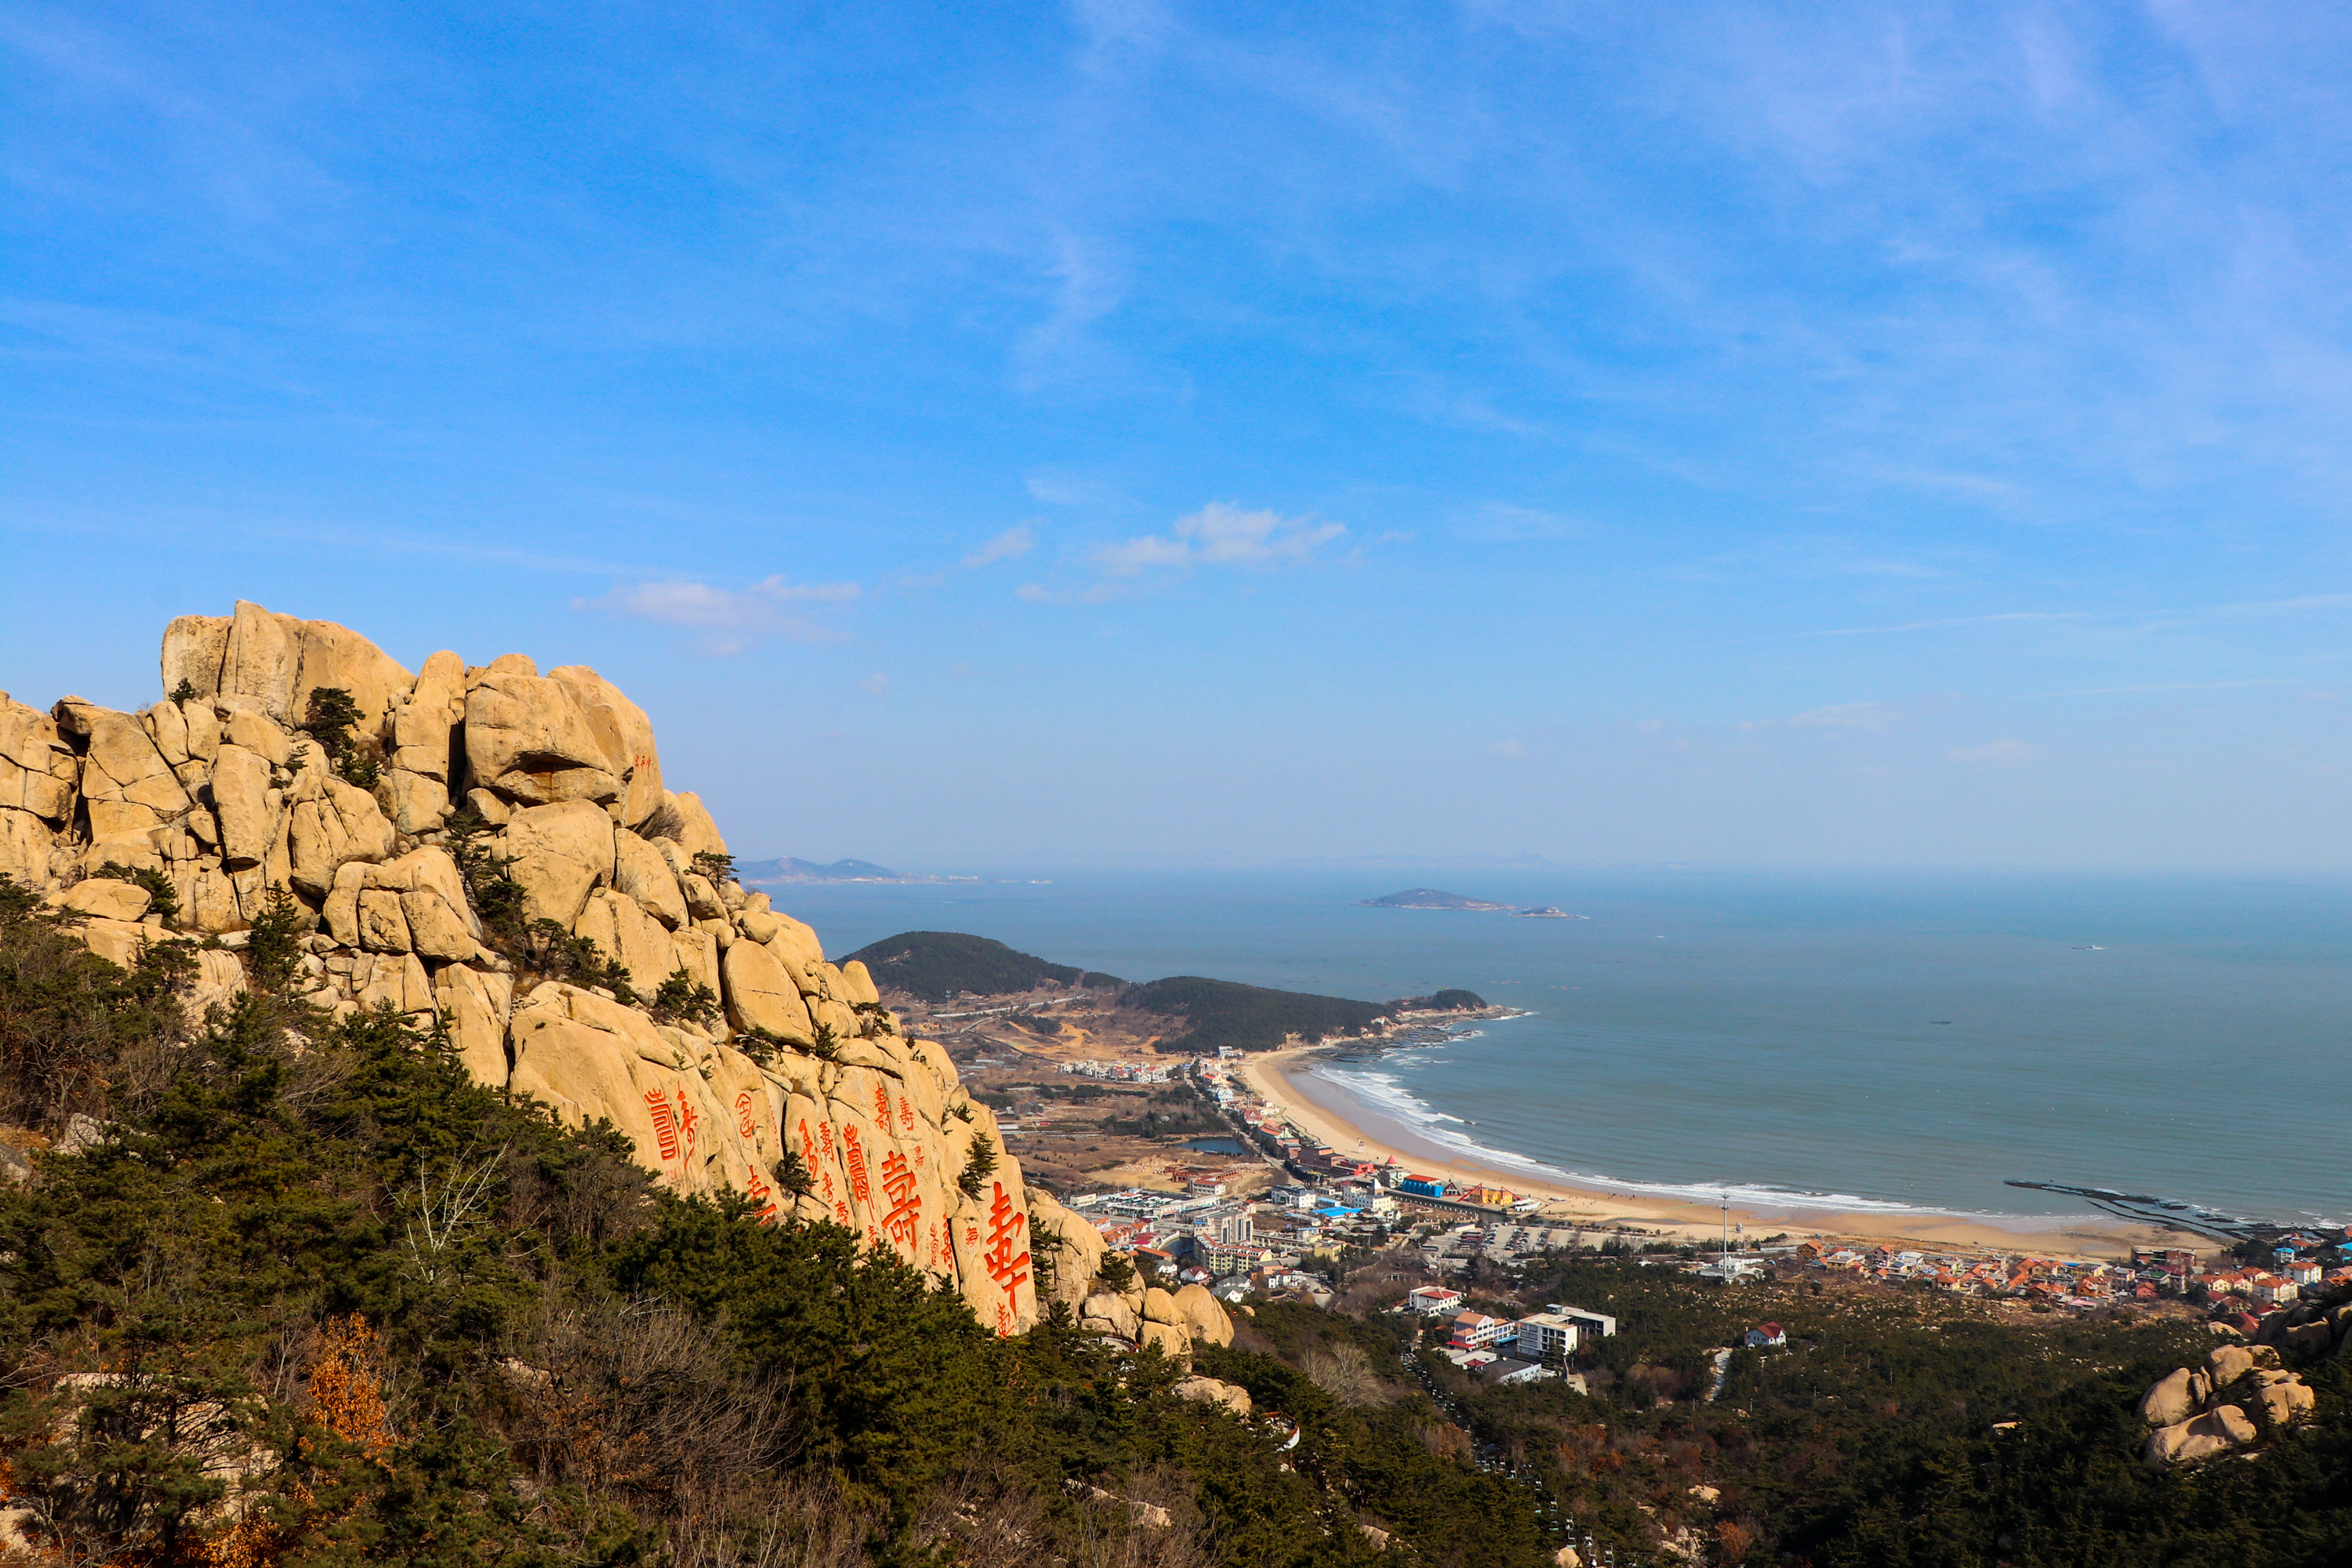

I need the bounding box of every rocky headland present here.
[0,601,1233,1356]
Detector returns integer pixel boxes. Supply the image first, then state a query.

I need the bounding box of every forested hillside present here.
[1120,976,1395,1054]
[0,882,1548,1567]
[843,931,1127,1002]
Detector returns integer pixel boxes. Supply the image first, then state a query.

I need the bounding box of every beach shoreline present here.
[1239,1044,2180,1262]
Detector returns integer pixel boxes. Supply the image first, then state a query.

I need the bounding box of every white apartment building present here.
[1515,1312,1581,1363]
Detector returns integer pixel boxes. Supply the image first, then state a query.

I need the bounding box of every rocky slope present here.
[2136,1328,2331,1467]
[0,601,1237,1353]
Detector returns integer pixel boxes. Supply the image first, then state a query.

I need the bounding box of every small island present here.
[1513,906,1587,919]
[1359,887,1515,910]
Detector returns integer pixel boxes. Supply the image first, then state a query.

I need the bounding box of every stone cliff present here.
[0,601,1232,1352]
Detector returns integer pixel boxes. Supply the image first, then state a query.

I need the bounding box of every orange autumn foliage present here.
[305,1316,394,1465]
[194,1317,397,1568]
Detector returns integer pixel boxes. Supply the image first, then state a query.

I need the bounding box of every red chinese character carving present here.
[880,1150,921,1254]
[798,1117,819,1165]
[836,1200,852,1227]
[673,1091,699,1160]
[736,1091,757,1140]
[842,1126,870,1205]
[645,1089,680,1162]
[818,1121,836,1160]
[898,1097,916,1134]
[983,1179,1029,1327]
[744,1163,779,1225]
[873,1082,892,1127]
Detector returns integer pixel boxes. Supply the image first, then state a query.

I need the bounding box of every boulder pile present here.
[0,601,1170,1342]
[2139,1340,2320,1467]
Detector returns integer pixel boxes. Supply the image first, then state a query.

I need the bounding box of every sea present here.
[765,869,2352,1232]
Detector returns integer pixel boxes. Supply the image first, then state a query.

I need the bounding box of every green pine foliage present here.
[840,931,1126,1002]
[245,884,307,993]
[0,877,1578,1567]
[8,878,2346,1566]
[441,808,528,953]
[91,860,180,923]
[1122,976,1392,1054]
[648,967,720,1027]
[957,1133,998,1200]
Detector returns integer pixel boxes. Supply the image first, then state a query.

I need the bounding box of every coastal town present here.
[1014,1048,2352,1363]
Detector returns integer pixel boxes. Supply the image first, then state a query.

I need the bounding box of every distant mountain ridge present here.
[844,931,1127,1002]
[737,856,902,883]
[846,930,1486,1051]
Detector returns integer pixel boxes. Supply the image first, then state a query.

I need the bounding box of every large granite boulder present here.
[164,601,412,731]
[548,666,664,829]
[496,800,615,926]
[2138,1367,2201,1428]
[1173,1283,1235,1349]
[2145,1404,2256,1468]
[464,667,622,809]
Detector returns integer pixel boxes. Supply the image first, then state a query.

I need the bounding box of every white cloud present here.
[1487,739,1527,759]
[858,671,891,695]
[963,521,1039,568]
[1809,612,2090,638]
[1951,738,2047,766]
[1091,502,1345,578]
[576,575,859,654]
[1788,701,1904,731]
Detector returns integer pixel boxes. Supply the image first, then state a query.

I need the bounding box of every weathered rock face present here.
[1173,1283,1235,1348]
[2137,1367,2201,1429]
[1171,1376,1252,1417]
[2138,1340,2321,1467]
[464,670,624,811]
[2146,1404,2257,1468]
[9,604,1080,1339]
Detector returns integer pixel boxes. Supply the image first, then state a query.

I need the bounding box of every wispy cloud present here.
[963,521,1039,568]
[576,575,860,654]
[1091,503,1345,578]
[1809,612,2092,637]
[2025,679,2291,699]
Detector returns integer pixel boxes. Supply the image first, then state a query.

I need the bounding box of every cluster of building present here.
[1055,1059,1182,1084]
[1068,1181,1401,1301]
[2178,1231,2352,1320]
[1403,1287,1616,1388]
[1781,1229,2352,1319]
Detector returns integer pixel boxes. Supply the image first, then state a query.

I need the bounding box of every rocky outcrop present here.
[5,603,1078,1339]
[2140,1341,2317,1468]
[1171,1376,1252,1417]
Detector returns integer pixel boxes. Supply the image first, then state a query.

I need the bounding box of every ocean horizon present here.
[768,868,2352,1231]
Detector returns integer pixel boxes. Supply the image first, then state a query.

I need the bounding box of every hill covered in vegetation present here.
[842,930,1128,1002]
[1120,975,1397,1054]
[848,931,1488,1051]
[0,880,1554,1567]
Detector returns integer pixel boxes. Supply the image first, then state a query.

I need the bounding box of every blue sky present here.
[8,1,2352,869]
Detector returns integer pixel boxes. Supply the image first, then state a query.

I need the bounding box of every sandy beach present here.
[1240,1044,2180,1262]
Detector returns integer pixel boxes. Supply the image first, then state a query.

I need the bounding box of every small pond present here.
[1181,1137,1249,1155]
